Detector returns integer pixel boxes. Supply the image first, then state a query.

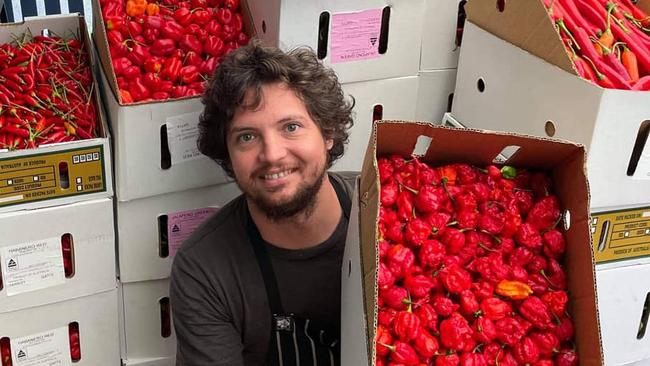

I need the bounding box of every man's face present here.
[227,82,334,220]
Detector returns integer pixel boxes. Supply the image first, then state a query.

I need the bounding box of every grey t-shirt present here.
[170,172,356,366]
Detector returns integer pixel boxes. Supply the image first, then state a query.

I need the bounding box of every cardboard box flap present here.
[466,0,576,75]
[373,121,584,170]
[638,0,650,14]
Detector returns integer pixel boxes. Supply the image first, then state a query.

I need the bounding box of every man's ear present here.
[325,138,334,151]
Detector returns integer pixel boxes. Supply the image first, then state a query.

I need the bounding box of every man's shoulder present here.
[329,171,358,196]
[176,194,248,259]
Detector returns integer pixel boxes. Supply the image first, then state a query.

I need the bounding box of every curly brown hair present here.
[198,40,354,178]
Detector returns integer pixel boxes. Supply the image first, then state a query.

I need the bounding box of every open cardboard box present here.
[0,14,112,212]
[341,121,602,365]
[91,0,255,201]
[451,0,650,213]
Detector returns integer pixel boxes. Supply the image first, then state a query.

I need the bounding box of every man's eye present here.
[286,123,300,132]
[238,133,254,143]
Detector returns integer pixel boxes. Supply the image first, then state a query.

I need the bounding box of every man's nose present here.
[259,134,287,163]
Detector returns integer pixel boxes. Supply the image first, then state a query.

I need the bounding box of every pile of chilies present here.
[100,0,249,104]
[546,0,650,89]
[0,32,98,151]
[375,156,579,366]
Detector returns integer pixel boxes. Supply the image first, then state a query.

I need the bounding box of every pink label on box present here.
[330,8,382,64]
[168,207,219,257]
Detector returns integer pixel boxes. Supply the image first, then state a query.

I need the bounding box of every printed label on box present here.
[10,326,71,366]
[168,207,219,257]
[166,112,204,166]
[0,146,106,208]
[592,206,650,263]
[0,237,65,296]
[330,9,382,64]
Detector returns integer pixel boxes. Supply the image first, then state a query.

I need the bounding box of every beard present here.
[239,163,328,222]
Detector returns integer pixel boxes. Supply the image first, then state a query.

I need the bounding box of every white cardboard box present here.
[334,76,419,171]
[419,0,463,70]
[0,288,120,366]
[248,0,425,83]
[117,183,241,283]
[123,357,175,366]
[96,64,231,202]
[596,264,650,365]
[452,21,650,212]
[119,279,176,362]
[415,69,457,124]
[0,14,112,213]
[0,198,116,313]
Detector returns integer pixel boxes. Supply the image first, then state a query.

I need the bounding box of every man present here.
[170,40,356,366]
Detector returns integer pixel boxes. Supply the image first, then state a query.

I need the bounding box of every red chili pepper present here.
[393,309,421,341]
[382,341,419,365]
[378,262,395,291]
[128,76,151,101]
[217,8,233,25]
[479,297,512,320]
[127,44,151,66]
[415,303,439,333]
[174,7,193,26]
[205,20,224,37]
[473,316,498,343]
[386,244,415,279]
[495,316,526,346]
[519,296,553,329]
[404,274,436,298]
[122,65,141,79]
[179,34,203,55]
[375,324,393,357]
[433,294,460,317]
[439,265,472,294]
[143,15,164,30]
[513,336,540,364]
[418,239,446,269]
[530,331,560,358]
[200,56,220,76]
[542,229,566,258]
[413,328,439,358]
[555,349,578,366]
[192,9,211,25]
[439,312,473,351]
[162,57,183,82]
[150,39,177,57]
[380,286,409,311]
[435,353,460,366]
[203,35,225,57]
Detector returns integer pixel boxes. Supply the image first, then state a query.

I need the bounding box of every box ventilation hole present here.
[160,297,172,338]
[627,120,650,176]
[492,145,520,164]
[497,0,506,12]
[455,0,467,47]
[378,6,391,54]
[545,121,556,137]
[69,322,81,362]
[597,220,610,252]
[317,12,330,59]
[59,161,70,189]
[373,104,384,122]
[447,93,454,113]
[477,78,486,93]
[160,124,171,170]
[158,215,169,258]
[563,210,571,231]
[62,233,75,278]
[637,292,650,339]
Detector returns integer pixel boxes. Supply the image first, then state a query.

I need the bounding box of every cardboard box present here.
[0,198,116,313]
[341,121,602,364]
[596,263,650,365]
[91,0,257,201]
[119,279,176,362]
[419,0,463,70]
[0,14,112,213]
[117,182,241,283]
[248,0,425,83]
[0,288,120,366]
[334,76,419,172]
[415,69,457,124]
[450,0,650,211]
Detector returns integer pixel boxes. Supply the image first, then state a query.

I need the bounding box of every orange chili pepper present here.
[64,122,76,136]
[146,3,160,16]
[621,45,640,83]
[126,0,147,17]
[495,280,533,300]
[119,89,134,104]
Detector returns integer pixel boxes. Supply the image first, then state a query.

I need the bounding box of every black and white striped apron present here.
[247,177,351,366]
[1,0,86,23]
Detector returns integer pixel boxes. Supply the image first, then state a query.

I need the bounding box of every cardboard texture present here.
[0,14,112,213]
[415,69,457,124]
[451,21,650,212]
[0,198,116,313]
[465,0,574,74]
[247,0,425,83]
[120,279,176,361]
[0,288,120,366]
[91,0,256,201]
[340,178,369,365]
[596,264,650,365]
[419,0,462,70]
[335,76,419,172]
[116,182,241,283]
[344,121,602,365]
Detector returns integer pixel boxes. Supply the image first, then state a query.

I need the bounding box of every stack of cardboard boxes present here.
[447,0,650,364]
[0,14,120,366]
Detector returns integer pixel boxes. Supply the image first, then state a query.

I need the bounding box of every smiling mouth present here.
[261,169,295,180]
